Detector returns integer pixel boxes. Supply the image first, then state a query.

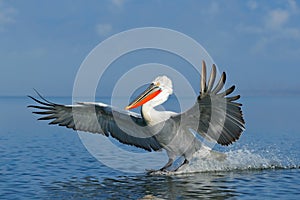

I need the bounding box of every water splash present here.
[149,147,299,175]
[182,148,299,173]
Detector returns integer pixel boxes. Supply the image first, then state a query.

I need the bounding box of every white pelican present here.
[28,61,245,172]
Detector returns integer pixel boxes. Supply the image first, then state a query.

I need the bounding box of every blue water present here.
[0,96,299,199]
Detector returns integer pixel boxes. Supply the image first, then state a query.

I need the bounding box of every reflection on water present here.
[44,168,300,199]
[45,173,238,199]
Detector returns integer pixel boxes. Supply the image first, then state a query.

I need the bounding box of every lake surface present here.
[0,95,299,199]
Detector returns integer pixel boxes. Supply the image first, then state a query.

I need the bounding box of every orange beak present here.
[125,83,161,110]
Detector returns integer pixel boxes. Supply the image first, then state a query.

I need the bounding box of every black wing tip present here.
[222,71,226,82]
[199,63,243,104]
[28,89,58,106]
[231,85,236,91]
[28,90,60,124]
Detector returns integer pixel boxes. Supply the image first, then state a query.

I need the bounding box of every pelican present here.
[28,61,245,172]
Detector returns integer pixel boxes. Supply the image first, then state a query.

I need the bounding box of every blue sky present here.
[0,0,300,97]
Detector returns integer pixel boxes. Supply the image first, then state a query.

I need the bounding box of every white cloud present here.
[263,3,300,39]
[111,0,125,8]
[238,0,300,54]
[95,23,112,37]
[265,9,289,29]
[236,24,263,34]
[247,0,257,10]
[0,1,16,30]
[283,27,300,38]
[288,0,298,12]
[208,1,219,15]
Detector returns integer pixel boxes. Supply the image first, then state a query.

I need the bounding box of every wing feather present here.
[212,72,226,94]
[28,93,162,151]
[207,64,216,92]
[171,61,245,146]
[201,60,207,93]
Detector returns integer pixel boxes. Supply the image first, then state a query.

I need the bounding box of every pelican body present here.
[29,61,245,172]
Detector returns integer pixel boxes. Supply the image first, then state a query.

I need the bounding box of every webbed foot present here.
[174,159,189,172]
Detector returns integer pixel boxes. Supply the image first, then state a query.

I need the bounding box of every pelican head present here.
[125,76,173,110]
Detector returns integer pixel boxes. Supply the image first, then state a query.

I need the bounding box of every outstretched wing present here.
[28,92,162,152]
[171,61,245,146]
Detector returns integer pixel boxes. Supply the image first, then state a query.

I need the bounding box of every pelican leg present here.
[146,158,174,174]
[174,159,189,172]
[146,151,176,174]
[159,158,174,171]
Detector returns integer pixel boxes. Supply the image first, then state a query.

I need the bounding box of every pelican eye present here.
[156,82,160,86]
